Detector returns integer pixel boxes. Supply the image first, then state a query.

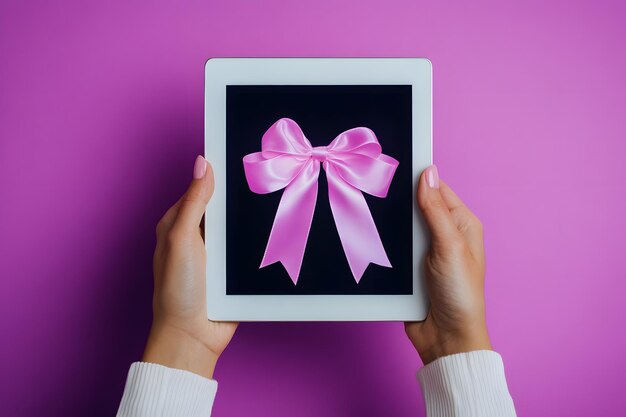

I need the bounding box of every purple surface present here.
[1,1,625,416]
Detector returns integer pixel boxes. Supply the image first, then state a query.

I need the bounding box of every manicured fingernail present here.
[193,155,207,179]
[425,165,439,189]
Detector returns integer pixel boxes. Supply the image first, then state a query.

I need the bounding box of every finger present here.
[171,156,214,235]
[439,180,484,257]
[437,180,465,211]
[416,165,461,246]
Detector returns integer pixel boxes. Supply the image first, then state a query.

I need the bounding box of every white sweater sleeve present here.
[116,362,217,417]
[418,350,517,417]
[117,350,515,417]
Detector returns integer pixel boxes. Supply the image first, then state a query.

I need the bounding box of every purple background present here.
[1,1,625,416]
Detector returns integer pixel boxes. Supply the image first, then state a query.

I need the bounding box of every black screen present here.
[226,85,413,295]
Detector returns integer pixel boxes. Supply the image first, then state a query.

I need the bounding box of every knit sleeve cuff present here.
[116,362,218,417]
[417,350,516,417]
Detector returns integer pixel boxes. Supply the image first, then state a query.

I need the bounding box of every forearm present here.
[116,323,221,417]
[116,362,217,417]
[418,350,516,417]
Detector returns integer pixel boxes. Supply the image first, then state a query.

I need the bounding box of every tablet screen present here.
[226,85,413,295]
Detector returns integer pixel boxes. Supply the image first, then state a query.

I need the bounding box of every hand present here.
[405,165,492,365]
[142,155,238,379]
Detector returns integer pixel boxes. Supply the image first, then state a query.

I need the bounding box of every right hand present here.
[143,156,238,379]
[405,165,492,365]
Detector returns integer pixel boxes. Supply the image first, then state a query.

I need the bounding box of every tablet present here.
[204,58,431,321]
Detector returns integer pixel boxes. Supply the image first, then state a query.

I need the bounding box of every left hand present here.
[405,166,491,365]
[142,155,238,379]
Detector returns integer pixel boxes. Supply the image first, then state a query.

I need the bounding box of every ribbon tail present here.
[325,163,391,283]
[260,160,320,284]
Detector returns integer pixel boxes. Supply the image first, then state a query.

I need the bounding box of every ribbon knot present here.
[311,146,328,161]
[243,118,399,284]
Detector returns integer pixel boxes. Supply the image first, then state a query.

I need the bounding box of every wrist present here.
[142,321,219,379]
[419,326,492,365]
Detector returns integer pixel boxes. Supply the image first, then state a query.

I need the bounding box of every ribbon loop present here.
[261,118,312,158]
[243,118,399,284]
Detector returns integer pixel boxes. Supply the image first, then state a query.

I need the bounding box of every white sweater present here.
[117,350,516,417]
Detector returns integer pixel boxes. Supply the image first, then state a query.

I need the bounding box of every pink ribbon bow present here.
[243,118,399,284]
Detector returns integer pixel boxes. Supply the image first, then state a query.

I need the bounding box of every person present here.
[116,156,517,417]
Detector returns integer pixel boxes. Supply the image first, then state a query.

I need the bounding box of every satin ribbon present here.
[243,118,399,284]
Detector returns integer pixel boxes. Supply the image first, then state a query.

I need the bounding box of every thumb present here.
[416,165,459,246]
[173,155,214,234]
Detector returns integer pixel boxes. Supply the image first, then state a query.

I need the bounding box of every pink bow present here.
[243,118,399,284]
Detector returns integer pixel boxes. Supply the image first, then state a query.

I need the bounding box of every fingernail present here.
[425,165,439,189]
[193,155,207,179]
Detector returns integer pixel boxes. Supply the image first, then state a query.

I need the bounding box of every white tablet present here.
[204,58,431,321]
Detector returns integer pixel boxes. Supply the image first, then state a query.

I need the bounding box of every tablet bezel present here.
[205,58,431,321]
